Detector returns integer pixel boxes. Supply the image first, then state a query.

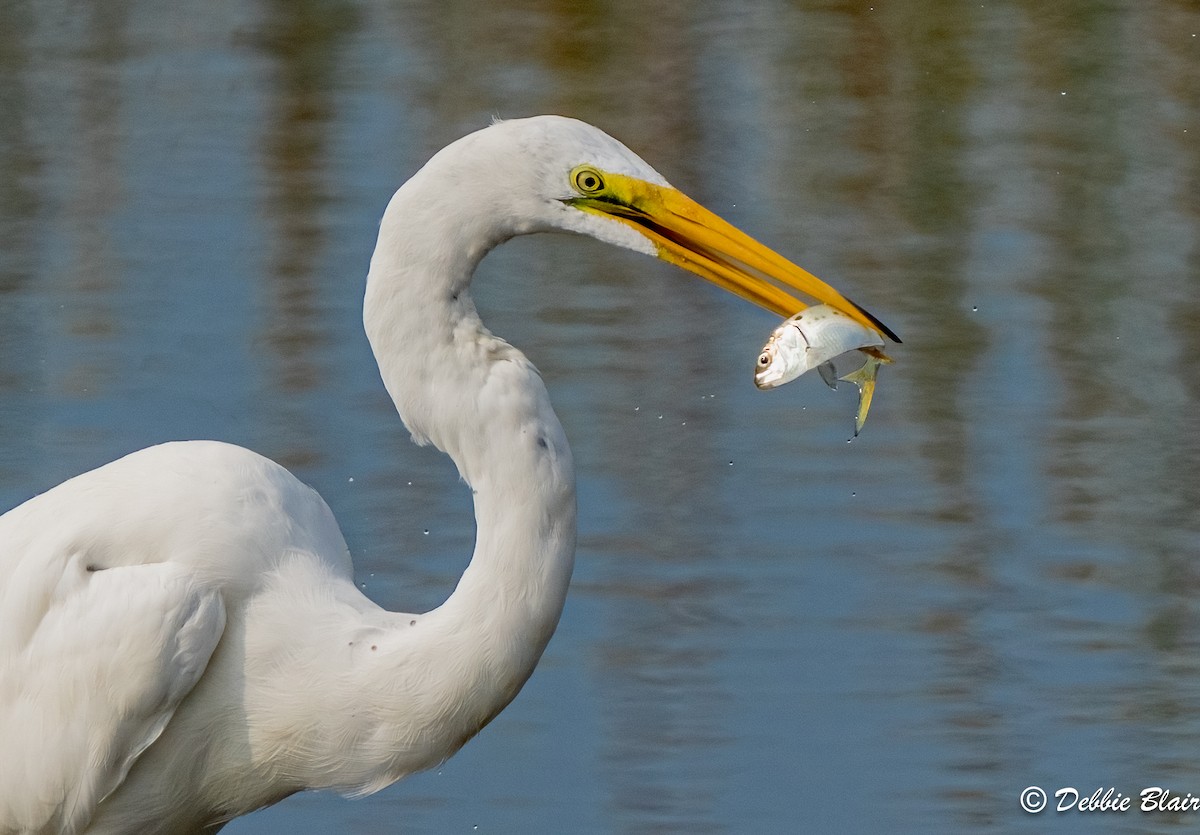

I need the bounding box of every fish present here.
[753,304,893,435]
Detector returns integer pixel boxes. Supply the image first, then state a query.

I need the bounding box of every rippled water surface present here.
[2,2,1199,832]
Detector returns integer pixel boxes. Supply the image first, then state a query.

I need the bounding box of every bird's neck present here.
[361,184,576,753]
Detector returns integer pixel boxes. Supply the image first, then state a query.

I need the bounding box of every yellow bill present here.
[567,167,901,344]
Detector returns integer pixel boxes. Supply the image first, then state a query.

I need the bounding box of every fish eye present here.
[757,352,771,367]
[572,166,605,195]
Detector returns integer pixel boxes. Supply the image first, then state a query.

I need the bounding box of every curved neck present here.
[363,178,577,722]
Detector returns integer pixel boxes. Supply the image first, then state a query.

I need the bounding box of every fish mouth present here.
[568,171,900,344]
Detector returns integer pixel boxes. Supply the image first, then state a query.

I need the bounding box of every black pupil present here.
[583,175,596,189]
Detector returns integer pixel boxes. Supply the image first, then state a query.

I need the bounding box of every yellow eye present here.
[572,166,605,195]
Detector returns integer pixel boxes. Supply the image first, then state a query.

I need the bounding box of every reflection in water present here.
[0,0,42,490]
[0,1,130,495]
[0,1,41,298]
[2,2,1200,832]
[62,2,127,358]
[254,0,360,470]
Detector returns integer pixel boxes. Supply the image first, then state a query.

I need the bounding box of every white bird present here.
[0,116,897,834]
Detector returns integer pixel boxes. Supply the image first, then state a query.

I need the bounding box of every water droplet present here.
[423,529,429,535]
[348,477,355,483]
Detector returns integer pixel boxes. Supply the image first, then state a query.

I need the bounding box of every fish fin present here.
[839,355,883,436]
[817,361,839,390]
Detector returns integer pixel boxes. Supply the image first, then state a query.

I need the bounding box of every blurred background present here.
[1,1,1198,831]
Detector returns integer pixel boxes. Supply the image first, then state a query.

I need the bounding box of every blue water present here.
[2,2,1199,832]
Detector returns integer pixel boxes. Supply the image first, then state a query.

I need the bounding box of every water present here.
[2,1,1198,832]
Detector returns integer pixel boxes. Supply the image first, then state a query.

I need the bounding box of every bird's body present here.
[0,116,895,834]
[2,435,568,833]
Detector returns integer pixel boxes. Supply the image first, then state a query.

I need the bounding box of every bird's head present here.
[401,115,899,343]
[508,116,898,342]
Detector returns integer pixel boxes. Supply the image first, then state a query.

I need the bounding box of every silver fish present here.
[753,304,892,435]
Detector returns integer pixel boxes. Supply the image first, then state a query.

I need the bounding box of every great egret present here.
[0,116,897,834]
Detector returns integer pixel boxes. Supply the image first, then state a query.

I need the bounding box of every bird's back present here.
[0,440,353,593]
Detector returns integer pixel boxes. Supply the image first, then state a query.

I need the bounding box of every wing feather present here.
[0,558,225,834]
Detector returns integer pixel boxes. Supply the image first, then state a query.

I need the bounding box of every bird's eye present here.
[757,352,771,367]
[572,166,605,195]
